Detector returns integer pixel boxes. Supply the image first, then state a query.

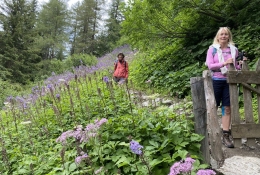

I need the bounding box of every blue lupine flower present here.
[56,94,60,100]
[130,140,143,155]
[103,76,109,83]
[47,84,52,89]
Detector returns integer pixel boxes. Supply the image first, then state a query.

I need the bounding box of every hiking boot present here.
[229,130,234,142]
[222,133,234,148]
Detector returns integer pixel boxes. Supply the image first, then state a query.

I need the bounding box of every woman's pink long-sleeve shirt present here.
[206,46,239,79]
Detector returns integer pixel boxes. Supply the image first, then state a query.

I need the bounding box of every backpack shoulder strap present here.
[114,60,118,70]
[124,61,127,69]
[212,47,217,57]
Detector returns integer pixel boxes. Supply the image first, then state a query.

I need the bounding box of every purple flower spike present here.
[197,169,216,175]
[103,76,109,83]
[130,140,143,155]
[56,94,60,100]
[47,84,52,89]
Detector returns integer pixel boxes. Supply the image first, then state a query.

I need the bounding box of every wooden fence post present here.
[228,63,241,147]
[190,77,210,164]
[256,60,260,123]
[203,70,224,168]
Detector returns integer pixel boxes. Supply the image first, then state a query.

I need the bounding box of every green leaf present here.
[145,146,156,151]
[69,163,77,172]
[190,133,204,142]
[172,149,188,160]
[149,140,159,148]
[179,141,189,147]
[17,169,29,174]
[118,142,129,146]
[115,156,130,167]
[149,159,163,168]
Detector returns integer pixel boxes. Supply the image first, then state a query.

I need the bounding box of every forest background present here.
[0,0,260,174]
[0,0,260,100]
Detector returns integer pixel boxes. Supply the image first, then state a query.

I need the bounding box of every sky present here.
[38,0,82,7]
[38,0,112,7]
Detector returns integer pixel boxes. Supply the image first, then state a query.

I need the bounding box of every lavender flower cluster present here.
[56,118,108,144]
[130,140,143,155]
[169,157,216,175]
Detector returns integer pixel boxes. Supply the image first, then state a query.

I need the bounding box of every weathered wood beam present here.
[256,59,260,123]
[232,124,260,138]
[203,70,224,167]
[227,71,260,84]
[241,83,260,96]
[190,77,210,164]
[241,61,255,146]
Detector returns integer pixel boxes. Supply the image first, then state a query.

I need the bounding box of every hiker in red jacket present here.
[113,53,129,84]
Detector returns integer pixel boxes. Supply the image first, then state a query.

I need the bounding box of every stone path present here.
[218,156,260,175]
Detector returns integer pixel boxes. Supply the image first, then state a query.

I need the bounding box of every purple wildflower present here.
[169,162,181,175]
[56,94,60,101]
[95,118,108,127]
[130,140,143,155]
[56,118,108,144]
[169,157,195,175]
[197,169,216,175]
[47,84,52,89]
[103,76,109,83]
[75,153,88,164]
[56,130,74,144]
[85,123,96,131]
[179,157,195,173]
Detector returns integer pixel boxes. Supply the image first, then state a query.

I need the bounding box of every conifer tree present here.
[106,0,124,48]
[37,0,69,60]
[70,0,104,55]
[0,0,40,83]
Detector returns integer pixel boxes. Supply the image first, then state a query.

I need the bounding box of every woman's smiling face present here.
[217,29,229,44]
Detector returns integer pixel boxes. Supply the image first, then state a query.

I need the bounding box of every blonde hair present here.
[213,27,235,45]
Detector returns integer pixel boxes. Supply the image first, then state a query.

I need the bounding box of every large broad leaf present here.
[172,149,189,160]
[149,140,159,148]
[69,163,77,172]
[149,158,163,168]
[116,156,130,167]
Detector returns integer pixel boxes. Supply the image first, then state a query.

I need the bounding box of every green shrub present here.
[0,79,24,107]
[63,53,98,71]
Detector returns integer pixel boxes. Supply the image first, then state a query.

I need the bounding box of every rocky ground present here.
[217,144,260,175]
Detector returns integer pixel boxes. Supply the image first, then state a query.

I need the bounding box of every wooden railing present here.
[227,60,260,147]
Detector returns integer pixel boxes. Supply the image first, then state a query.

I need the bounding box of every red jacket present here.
[113,60,128,78]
